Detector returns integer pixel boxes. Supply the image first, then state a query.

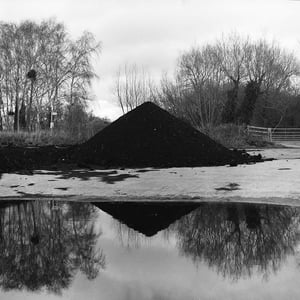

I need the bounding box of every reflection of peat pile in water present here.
[175,203,300,280]
[93,202,200,237]
[0,201,105,294]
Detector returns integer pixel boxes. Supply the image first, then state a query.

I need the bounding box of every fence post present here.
[268,128,272,142]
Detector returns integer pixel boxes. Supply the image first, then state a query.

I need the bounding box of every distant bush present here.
[0,117,110,146]
[85,115,110,138]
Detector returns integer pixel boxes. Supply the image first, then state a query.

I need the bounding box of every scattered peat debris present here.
[0,145,75,173]
[215,183,241,191]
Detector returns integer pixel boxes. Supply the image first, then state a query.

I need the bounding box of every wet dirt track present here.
[0,148,299,206]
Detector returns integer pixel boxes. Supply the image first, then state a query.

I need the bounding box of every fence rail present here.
[247,125,300,142]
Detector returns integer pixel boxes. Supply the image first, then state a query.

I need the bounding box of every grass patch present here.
[0,130,84,146]
[204,124,275,149]
[0,118,110,147]
[0,124,275,149]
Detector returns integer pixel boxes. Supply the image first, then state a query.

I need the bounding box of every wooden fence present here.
[247,125,300,142]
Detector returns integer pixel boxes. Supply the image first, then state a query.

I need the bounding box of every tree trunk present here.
[0,88,3,131]
[240,80,261,124]
[27,80,34,131]
[223,82,239,123]
[19,99,26,130]
[14,94,19,132]
[0,111,3,131]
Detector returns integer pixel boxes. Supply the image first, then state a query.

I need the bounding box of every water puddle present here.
[0,200,299,299]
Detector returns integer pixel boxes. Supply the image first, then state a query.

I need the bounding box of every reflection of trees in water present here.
[113,221,148,248]
[112,219,175,250]
[0,201,105,294]
[175,203,300,280]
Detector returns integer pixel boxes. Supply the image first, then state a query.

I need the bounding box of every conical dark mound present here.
[77,102,248,167]
[93,202,200,237]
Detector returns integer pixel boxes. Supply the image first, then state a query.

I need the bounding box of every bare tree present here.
[241,39,300,124]
[114,64,155,114]
[214,34,250,122]
[26,69,37,130]
[156,45,227,129]
[0,19,101,132]
[178,45,227,128]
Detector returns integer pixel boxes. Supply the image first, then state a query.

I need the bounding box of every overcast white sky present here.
[1,0,300,120]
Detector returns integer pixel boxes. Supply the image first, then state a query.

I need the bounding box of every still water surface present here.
[0,201,299,300]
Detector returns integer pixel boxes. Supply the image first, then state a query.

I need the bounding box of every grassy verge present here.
[0,124,275,149]
[0,130,84,146]
[204,124,275,149]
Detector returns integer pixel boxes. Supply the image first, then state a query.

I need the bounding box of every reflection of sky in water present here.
[0,202,300,300]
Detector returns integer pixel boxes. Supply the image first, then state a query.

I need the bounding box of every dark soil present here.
[0,102,265,173]
[76,102,263,168]
[0,145,75,173]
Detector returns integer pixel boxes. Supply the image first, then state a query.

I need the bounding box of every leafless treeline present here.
[115,64,156,114]
[115,34,300,129]
[0,19,100,132]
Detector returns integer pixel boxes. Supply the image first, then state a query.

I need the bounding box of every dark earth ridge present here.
[0,102,264,173]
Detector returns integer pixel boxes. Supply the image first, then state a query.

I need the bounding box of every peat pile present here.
[77,102,261,168]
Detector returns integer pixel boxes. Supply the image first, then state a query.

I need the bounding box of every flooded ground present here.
[0,200,299,300]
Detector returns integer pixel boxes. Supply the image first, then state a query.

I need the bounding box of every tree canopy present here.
[0,19,101,132]
[115,34,300,129]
